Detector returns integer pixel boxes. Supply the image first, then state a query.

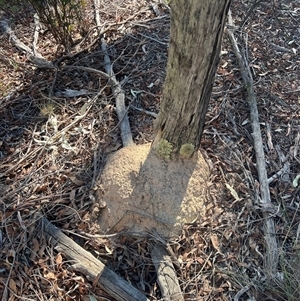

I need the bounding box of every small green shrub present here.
[28,0,87,50]
[1,0,88,51]
[0,0,29,18]
[275,251,300,301]
[18,0,87,51]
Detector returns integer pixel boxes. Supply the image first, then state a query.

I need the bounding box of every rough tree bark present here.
[153,0,231,158]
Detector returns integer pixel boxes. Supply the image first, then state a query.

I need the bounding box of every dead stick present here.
[0,19,52,68]
[92,4,134,147]
[226,13,278,278]
[239,0,261,29]
[39,217,150,301]
[101,38,134,147]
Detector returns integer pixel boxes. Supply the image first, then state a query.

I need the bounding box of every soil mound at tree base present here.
[96,144,209,237]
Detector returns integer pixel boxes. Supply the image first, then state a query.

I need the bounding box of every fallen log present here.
[39,217,150,301]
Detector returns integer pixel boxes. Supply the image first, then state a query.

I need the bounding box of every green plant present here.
[38,99,56,117]
[27,0,88,51]
[273,251,300,301]
[0,0,29,18]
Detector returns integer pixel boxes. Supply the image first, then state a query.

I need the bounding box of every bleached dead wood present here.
[100,38,134,147]
[151,243,184,301]
[0,20,52,68]
[33,13,40,56]
[226,13,278,278]
[131,105,158,118]
[93,0,101,28]
[93,3,133,147]
[39,217,150,301]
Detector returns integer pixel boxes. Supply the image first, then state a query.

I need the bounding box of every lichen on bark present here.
[179,143,195,158]
[154,138,173,159]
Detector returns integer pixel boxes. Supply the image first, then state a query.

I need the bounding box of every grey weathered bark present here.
[40,217,150,301]
[152,0,231,158]
[226,13,278,279]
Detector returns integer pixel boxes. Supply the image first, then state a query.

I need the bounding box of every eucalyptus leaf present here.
[225,183,239,201]
[292,173,300,187]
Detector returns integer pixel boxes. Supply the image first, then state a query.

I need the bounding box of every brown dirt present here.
[94,144,209,237]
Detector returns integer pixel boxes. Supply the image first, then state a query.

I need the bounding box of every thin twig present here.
[239,0,262,29]
[131,105,158,118]
[33,13,40,56]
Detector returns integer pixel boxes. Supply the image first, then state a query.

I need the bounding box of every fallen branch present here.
[100,38,134,147]
[226,12,278,278]
[33,13,40,56]
[39,217,150,301]
[131,105,158,118]
[91,2,134,147]
[0,20,52,68]
[239,0,261,29]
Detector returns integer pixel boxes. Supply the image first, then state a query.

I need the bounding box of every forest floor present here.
[0,0,299,300]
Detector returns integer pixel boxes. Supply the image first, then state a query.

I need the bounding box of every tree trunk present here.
[153,0,231,158]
